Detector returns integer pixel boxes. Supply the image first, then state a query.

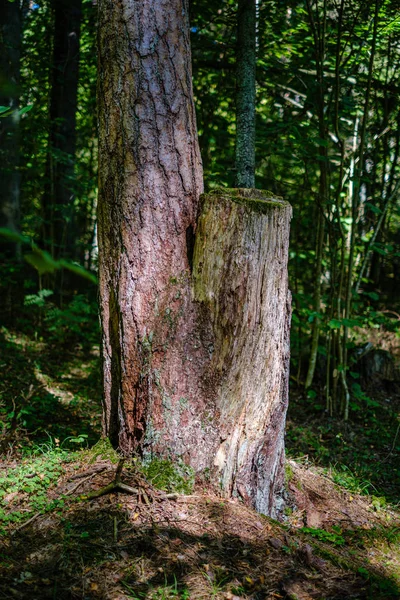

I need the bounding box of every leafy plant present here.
[300,526,346,546]
[0,446,71,531]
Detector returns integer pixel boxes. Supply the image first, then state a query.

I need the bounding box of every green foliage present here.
[0,228,97,283]
[286,397,400,503]
[21,290,99,347]
[0,446,70,531]
[141,458,195,495]
[300,526,346,546]
[123,576,190,600]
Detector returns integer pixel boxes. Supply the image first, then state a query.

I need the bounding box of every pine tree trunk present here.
[97,0,204,453]
[97,0,291,516]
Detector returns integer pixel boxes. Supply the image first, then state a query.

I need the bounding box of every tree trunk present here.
[42,0,82,259]
[235,0,256,188]
[97,0,291,516]
[0,0,21,258]
[97,0,204,453]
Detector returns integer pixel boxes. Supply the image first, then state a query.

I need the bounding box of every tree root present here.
[79,459,142,501]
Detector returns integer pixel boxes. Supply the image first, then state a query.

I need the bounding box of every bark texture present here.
[0,0,21,255]
[42,0,82,258]
[98,0,291,516]
[235,0,256,188]
[97,0,204,455]
[193,189,291,514]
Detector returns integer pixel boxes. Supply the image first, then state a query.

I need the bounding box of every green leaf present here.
[19,105,33,115]
[342,318,359,328]
[24,250,59,275]
[363,291,379,301]
[0,227,31,245]
[328,319,342,329]
[366,202,382,215]
[58,260,97,284]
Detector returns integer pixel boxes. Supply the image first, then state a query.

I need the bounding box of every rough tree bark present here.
[98,0,291,515]
[42,0,82,259]
[0,0,21,257]
[235,0,256,188]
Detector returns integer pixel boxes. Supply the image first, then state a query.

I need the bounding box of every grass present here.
[122,575,190,599]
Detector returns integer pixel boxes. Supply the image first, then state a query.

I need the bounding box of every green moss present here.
[203,187,290,213]
[87,437,119,464]
[141,457,195,494]
[284,462,294,485]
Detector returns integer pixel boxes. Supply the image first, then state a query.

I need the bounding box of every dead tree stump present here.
[192,189,292,515]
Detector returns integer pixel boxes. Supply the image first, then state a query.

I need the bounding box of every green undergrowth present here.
[0,440,196,534]
[123,575,191,600]
[0,325,102,450]
[286,385,400,504]
[0,445,75,532]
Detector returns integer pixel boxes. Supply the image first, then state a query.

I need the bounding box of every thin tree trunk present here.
[304,0,328,389]
[342,0,378,420]
[235,0,256,188]
[97,0,291,516]
[0,0,21,258]
[42,0,82,259]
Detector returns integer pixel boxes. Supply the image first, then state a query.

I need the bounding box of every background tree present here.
[42,0,83,262]
[235,0,256,187]
[0,0,22,258]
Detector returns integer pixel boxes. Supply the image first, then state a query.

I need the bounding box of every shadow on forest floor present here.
[0,455,399,600]
[0,327,400,599]
[0,327,102,450]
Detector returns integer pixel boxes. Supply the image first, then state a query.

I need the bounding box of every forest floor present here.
[0,326,399,599]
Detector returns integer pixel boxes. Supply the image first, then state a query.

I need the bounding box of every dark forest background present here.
[1,0,399,503]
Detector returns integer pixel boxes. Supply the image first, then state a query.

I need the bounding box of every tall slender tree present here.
[42,0,82,260]
[0,0,22,257]
[235,0,256,188]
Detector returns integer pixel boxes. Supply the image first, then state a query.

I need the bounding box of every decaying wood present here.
[192,189,292,515]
